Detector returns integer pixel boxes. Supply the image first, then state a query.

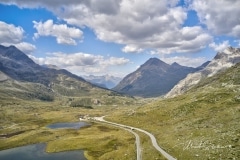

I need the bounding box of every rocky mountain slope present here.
[0,45,134,105]
[165,47,240,98]
[113,58,200,97]
[83,75,122,89]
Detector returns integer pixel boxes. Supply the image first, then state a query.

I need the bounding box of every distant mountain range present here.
[113,58,207,97]
[83,75,122,89]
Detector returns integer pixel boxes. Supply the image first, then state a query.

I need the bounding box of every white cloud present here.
[162,56,207,67]
[33,19,83,45]
[15,42,36,54]
[1,42,36,54]
[29,51,130,75]
[0,21,36,54]
[59,0,212,54]
[0,21,24,44]
[0,0,87,9]
[209,41,230,52]
[0,0,214,54]
[39,52,102,67]
[148,26,212,54]
[191,0,240,38]
[100,57,130,66]
[122,45,143,53]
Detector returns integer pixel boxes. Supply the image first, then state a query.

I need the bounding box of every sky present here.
[0,0,240,77]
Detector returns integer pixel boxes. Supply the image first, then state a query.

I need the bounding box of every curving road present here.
[121,127,142,160]
[93,116,176,160]
[93,117,142,160]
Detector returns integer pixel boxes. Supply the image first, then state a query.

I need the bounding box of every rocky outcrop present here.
[165,47,240,98]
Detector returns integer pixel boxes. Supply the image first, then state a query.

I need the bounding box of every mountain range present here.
[1,44,240,100]
[83,75,122,89]
[113,58,207,97]
[0,45,133,105]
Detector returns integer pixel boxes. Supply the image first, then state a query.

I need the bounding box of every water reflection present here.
[47,122,89,129]
[0,143,86,160]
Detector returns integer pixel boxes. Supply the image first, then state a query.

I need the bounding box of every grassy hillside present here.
[108,63,240,159]
[1,62,239,159]
[0,74,137,108]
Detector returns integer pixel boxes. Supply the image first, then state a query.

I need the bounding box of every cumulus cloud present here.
[0,21,24,44]
[39,52,101,67]
[0,0,88,9]
[148,26,212,54]
[191,0,240,38]
[0,21,36,54]
[90,0,121,15]
[14,42,36,54]
[122,45,143,53]
[162,56,207,67]
[209,41,230,52]
[100,57,129,66]
[58,0,212,54]
[29,51,130,75]
[0,0,214,54]
[33,19,83,45]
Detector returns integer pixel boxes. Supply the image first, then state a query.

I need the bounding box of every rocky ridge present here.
[165,47,240,98]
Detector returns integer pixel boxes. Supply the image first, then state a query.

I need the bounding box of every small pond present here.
[0,143,86,160]
[47,122,89,129]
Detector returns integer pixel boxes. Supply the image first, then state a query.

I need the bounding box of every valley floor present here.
[0,93,239,160]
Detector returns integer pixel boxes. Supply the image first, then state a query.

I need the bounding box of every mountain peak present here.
[223,46,235,53]
[0,45,35,65]
[145,57,165,66]
[9,45,18,49]
[141,58,169,71]
[214,46,240,61]
[171,62,181,67]
[114,57,197,97]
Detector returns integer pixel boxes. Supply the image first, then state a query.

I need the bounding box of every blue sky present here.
[0,0,240,77]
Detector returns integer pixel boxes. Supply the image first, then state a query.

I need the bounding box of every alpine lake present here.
[0,122,89,160]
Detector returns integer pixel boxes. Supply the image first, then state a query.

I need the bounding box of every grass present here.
[46,123,135,160]
[107,94,239,159]
[136,131,166,160]
[106,64,240,160]
[0,99,139,160]
[0,64,240,159]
